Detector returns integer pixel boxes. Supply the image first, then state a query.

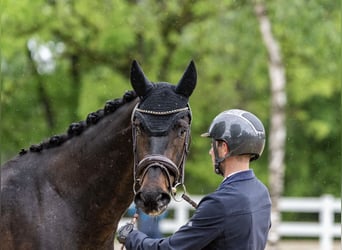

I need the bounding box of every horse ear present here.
[130,60,153,98]
[175,60,197,98]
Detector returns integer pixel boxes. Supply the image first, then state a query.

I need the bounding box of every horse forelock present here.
[19,90,137,155]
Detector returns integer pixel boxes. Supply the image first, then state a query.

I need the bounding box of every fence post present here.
[320,195,334,250]
[174,201,188,229]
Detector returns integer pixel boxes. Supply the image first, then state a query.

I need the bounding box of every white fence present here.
[119,195,341,250]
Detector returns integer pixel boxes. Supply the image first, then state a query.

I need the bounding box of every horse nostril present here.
[138,192,146,202]
[134,191,144,204]
[159,192,171,204]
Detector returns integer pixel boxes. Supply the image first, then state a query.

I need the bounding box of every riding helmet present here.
[201,109,266,161]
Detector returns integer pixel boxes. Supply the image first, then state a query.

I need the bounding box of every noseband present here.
[131,103,192,197]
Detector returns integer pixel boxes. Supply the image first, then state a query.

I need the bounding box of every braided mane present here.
[19,90,137,156]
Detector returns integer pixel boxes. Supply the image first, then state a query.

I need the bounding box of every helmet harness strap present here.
[212,140,232,176]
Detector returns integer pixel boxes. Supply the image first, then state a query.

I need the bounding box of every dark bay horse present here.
[0,60,197,249]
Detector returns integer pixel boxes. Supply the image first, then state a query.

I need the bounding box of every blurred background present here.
[0,0,340,249]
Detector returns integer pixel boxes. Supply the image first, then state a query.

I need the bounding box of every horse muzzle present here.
[134,155,180,215]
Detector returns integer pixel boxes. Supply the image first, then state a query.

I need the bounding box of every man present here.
[118,109,271,250]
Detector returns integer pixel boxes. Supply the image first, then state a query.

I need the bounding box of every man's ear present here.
[222,141,229,155]
[217,141,229,155]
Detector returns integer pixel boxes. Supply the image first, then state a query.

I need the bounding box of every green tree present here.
[1,0,340,198]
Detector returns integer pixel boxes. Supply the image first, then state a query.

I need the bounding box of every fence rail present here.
[119,195,341,250]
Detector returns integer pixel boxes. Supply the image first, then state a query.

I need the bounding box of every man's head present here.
[202,109,266,175]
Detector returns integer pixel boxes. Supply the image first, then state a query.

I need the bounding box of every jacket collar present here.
[221,169,255,186]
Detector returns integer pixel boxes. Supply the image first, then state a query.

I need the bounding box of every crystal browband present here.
[135,107,189,115]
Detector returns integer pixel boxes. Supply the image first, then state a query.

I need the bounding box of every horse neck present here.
[46,98,138,223]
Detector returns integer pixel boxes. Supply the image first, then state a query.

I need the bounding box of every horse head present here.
[130,60,197,215]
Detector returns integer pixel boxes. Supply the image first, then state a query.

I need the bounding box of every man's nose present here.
[209,147,213,155]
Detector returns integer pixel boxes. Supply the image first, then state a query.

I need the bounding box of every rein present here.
[131,103,191,200]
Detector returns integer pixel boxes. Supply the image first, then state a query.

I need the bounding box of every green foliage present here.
[0,0,339,197]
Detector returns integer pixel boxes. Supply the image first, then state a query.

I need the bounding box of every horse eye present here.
[136,126,141,135]
[178,127,187,138]
[134,120,144,135]
[175,120,188,138]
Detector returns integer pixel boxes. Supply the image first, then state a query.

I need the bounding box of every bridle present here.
[131,103,192,199]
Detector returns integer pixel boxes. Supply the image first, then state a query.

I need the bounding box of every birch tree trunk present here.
[254,2,287,249]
